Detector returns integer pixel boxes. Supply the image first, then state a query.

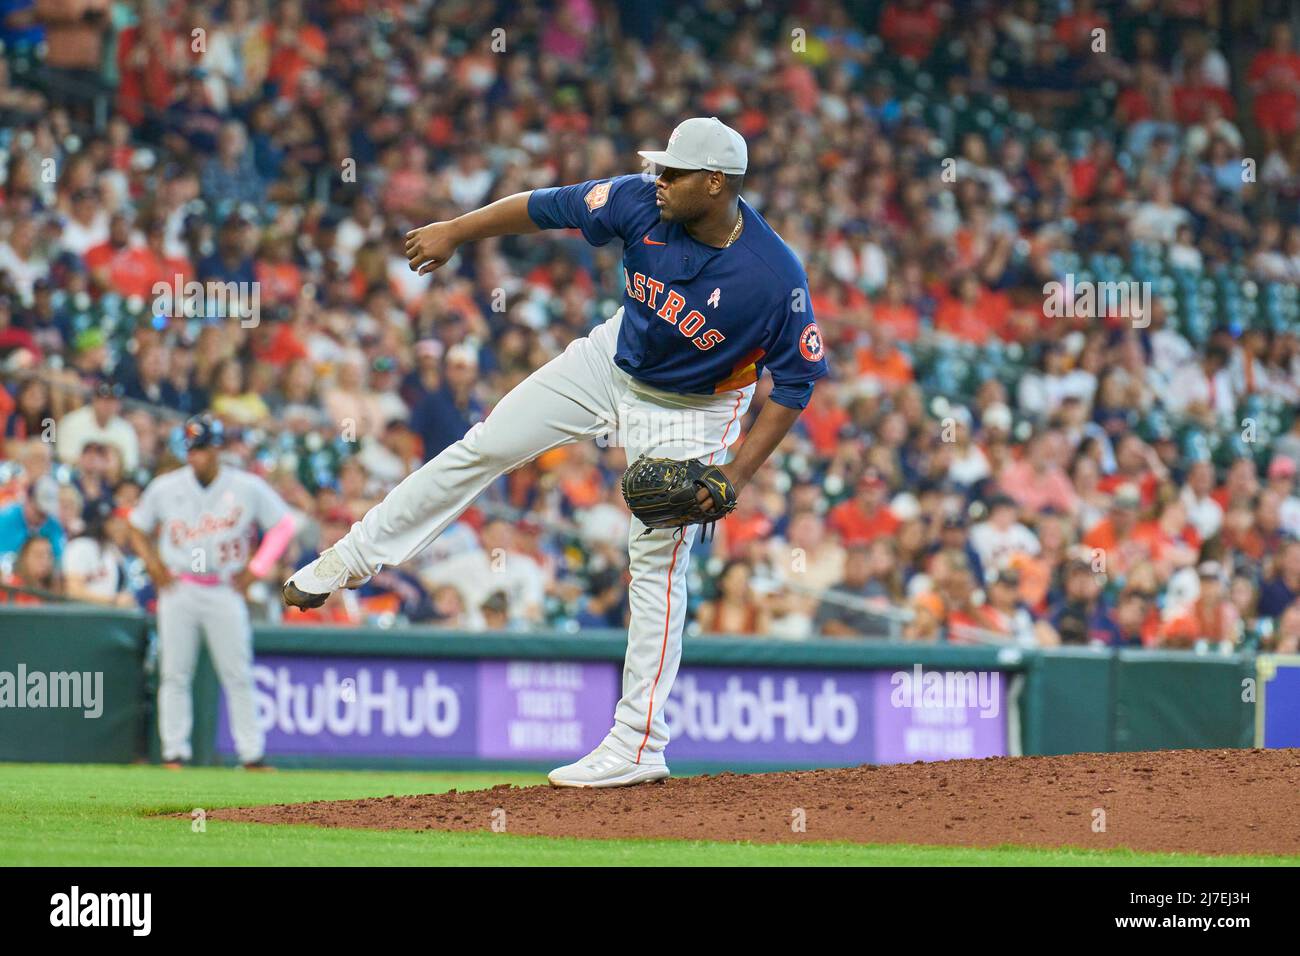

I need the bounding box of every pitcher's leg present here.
[604,385,754,763]
[292,323,625,598]
[203,590,264,764]
[606,521,699,763]
[156,584,202,762]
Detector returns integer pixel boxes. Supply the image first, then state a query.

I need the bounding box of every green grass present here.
[0,764,1295,866]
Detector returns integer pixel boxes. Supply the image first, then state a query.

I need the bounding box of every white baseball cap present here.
[638,117,748,175]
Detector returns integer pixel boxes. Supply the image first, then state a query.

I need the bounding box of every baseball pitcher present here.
[131,414,297,768]
[284,117,829,786]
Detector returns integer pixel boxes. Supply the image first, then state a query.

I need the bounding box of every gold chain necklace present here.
[723,211,743,248]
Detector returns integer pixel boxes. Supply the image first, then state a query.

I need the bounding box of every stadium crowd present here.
[2,0,1300,652]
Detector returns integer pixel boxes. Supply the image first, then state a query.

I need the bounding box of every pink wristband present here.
[248,515,297,578]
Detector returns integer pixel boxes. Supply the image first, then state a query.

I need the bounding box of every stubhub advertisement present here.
[217,657,1009,766]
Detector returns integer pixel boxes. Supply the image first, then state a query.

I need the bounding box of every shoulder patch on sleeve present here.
[584,181,612,212]
[799,322,825,362]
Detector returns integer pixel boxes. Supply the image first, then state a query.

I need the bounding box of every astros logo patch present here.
[799,323,824,362]
[584,182,611,211]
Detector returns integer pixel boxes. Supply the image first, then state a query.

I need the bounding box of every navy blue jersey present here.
[527,174,828,409]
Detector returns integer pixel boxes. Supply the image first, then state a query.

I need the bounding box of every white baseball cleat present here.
[282,548,370,610]
[547,742,670,788]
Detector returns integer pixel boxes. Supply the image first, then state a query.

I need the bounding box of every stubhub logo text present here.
[252,665,462,738]
[663,675,858,744]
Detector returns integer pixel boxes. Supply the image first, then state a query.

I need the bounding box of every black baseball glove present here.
[621,454,739,532]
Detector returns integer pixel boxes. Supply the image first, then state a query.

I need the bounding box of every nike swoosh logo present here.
[642,236,666,246]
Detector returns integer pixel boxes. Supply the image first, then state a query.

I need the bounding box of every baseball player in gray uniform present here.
[284,117,829,787]
[129,414,298,768]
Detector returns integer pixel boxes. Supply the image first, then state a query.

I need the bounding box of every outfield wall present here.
[0,606,1268,770]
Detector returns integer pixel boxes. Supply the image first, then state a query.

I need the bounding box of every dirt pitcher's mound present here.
[212,749,1300,856]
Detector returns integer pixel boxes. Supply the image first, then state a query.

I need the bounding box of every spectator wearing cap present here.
[1048,560,1122,647]
[0,478,64,561]
[903,591,945,643]
[933,512,985,589]
[1259,539,1300,620]
[69,440,115,520]
[24,279,74,356]
[55,378,139,471]
[162,69,225,156]
[961,566,1043,646]
[827,467,900,548]
[410,344,484,461]
[197,213,257,288]
[1082,483,1145,577]
[1161,562,1241,649]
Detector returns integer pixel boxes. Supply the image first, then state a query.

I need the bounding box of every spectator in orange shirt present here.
[933,272,1011,343]
[1160,561,1241,648]
[799,384,849,458]
[254,230,303,306]
[827,468,901,547]
[1131,498,1200,577]
[714,491,774,561]
[264,0,327,103]
[871,277,920,342]
[1082,483,1145,576]
[856,333,914,391]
